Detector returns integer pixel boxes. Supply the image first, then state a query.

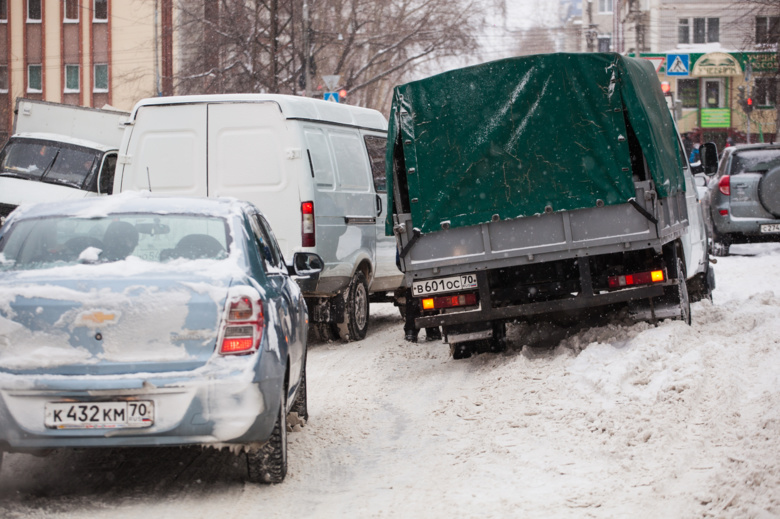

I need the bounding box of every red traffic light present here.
[747,97,753,106]
[660,81,671,95]
[338,89,348,100]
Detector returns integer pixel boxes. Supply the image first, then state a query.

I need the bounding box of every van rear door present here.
[119,104,207,195]
[206,102,299,258]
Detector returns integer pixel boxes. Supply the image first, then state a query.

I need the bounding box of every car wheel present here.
[336,270,369,341]
[246,391,288,484]
[711,233,730,257]
[758,166,780,217]
[289,356,308,422]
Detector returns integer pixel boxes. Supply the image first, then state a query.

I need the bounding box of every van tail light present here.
[301,201,315,247]
[718,175,730,196]
[220,295,264,355]
[608,269,665,289]
[421,292,478,311]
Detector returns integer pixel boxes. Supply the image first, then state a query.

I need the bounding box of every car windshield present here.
[730,149,780,175]
[0,213,230,271]
[0,139,100,189]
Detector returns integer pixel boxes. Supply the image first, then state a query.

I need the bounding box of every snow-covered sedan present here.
[0,195,322,484]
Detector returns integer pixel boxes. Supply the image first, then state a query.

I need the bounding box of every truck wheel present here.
[676,259,691,325]
[289,355,308,422]
[246,391,288,484]
[451,342,472,360]
[336,271,369,341]
[488,322,507,353]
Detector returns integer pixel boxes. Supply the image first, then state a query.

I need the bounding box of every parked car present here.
[0,194,322,484]
[702,143,780,256]
[114,94,403,342]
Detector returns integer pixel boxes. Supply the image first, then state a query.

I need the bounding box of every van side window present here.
[364,135,387,193]
[304,128,335,189]
[329,129,370,191]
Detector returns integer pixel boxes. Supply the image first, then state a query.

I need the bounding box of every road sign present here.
[323,92,339,103]
[322,75,341,91]
[666,54,689,76]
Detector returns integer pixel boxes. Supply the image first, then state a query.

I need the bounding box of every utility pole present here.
[586,0,595,52]
[303,0,311,97]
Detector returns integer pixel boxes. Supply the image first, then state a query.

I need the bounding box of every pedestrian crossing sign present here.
[666,54,689,76]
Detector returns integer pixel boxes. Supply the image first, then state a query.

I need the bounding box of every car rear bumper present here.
[712,213,780,239]
[0,362,283,453]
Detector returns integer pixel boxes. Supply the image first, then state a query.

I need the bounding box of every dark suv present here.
[703,143,780,256]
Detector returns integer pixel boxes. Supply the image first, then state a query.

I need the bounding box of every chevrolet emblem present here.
[81,311,117,324]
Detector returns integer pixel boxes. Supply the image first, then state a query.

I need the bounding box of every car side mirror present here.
[290,252,324,277]
[700,142,718,175]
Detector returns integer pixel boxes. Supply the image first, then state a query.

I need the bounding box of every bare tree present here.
[174,0,485,111]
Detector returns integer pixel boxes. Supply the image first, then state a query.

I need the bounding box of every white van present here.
[114,94,403,341]
[0,98,128,224]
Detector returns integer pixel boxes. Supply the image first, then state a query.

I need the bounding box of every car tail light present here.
[607,269,665,289]
[719,209,729,216]
[220,295,264,355]
[421,292,478,310]
[718,175,730,196]
[302,201,315,247]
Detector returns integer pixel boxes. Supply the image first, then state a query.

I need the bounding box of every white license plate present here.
[412,274,478,297]
[760,223,780,233]
[45,401,154,429]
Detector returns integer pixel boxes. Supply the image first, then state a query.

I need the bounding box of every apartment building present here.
[0,0,174,142]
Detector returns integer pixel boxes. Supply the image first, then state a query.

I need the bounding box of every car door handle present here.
[376,194,382,217]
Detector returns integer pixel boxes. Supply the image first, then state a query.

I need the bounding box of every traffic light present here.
[339,88,348,102]
[737,85,754,114]
[661,81,671,96]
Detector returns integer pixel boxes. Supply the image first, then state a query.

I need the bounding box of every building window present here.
[681,18,719,44]
[94,64,108,92]
[678,79,699,109]
[598,0,613,13]
[0,0,7,22]
[93,0,107,21]
[64,0,79,22]
[755,77,777,107]
[0,66,7,92]
[28,64,42,92]
[597,36,611,52]
[756,17,780,45]
[28,0,41,21]
[65,65,80,92]
[678,19,690,44]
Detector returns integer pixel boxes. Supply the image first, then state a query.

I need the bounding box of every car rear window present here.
[0,213,230,270]
[730,149,780,175]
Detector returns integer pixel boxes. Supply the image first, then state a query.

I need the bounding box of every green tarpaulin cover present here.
[386,53,685,235]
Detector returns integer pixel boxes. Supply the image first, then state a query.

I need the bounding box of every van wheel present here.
[246,390,288,484]
[676,259,691,325]
[336,271,369,341]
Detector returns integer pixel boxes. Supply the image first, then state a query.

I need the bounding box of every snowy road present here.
[2,244,779,518]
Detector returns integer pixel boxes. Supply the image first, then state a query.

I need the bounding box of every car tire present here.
[336,271,369,341]
[289,356,308,422]
[711,233,730,257]
[759,166,780,217]
[246,391,288,484]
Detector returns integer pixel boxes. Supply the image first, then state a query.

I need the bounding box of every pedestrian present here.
[689,142,701,164]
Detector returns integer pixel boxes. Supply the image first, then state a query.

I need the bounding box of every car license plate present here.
[760,223,780,233]
[412,274,478,297]
[45,401,154,429]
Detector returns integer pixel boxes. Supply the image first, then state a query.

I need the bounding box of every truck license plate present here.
[412,274,478,296]
[45,401,154,429]
[760,223,780,233]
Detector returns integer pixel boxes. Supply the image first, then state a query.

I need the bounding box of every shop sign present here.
[747,53,777,73]
[701,108,731,128]
[692,52,743,77]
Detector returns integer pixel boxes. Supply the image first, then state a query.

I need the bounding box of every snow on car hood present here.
[0,259,241,375]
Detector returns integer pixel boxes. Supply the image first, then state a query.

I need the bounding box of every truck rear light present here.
[607,269,665,289]
[421,292,478,310]
[302,201,315,247]
[220,296,264,355]
[718,175,730,196]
